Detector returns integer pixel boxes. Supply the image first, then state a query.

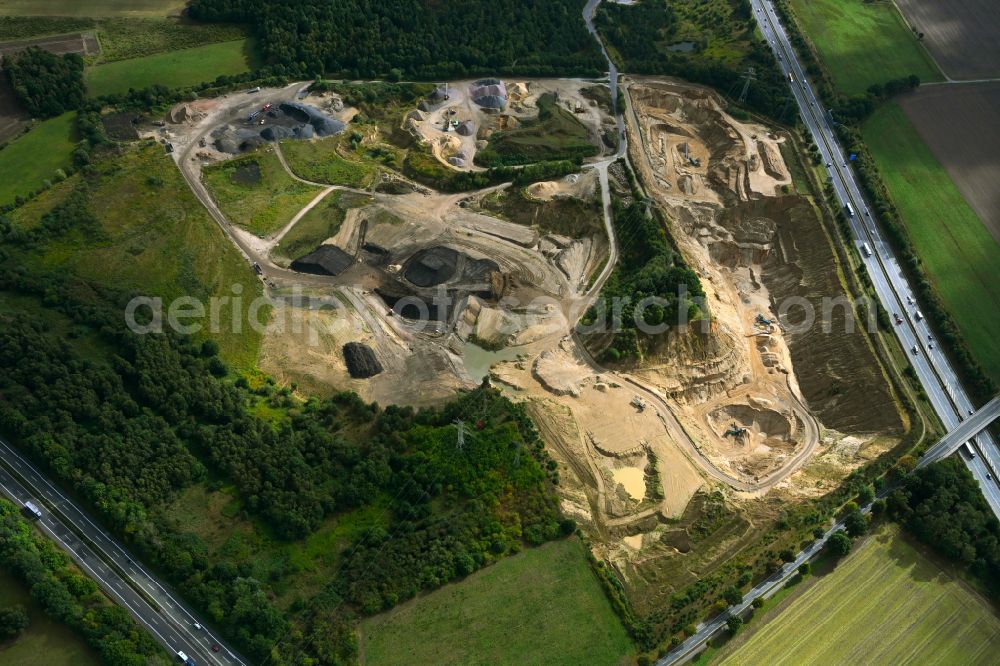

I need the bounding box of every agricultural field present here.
[474,93,597,167]
[359,537,633,666]
[718,526,1000,665]
[863,103,1000,384]
[202,146,324,239]
[0,31,99,58]
[84,39,255,96]
[894,0,1000,79]
[788,0,942,94]
[12,141,264,367]
[278,136,380,189]
[0,0,186,16]
[899,82,1000,244]
[0,571,100,666]
[0,112,77,207]
[0,16,247,63]
[273,191,372,263]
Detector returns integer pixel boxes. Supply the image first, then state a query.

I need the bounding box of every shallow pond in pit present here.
[613,467,646,501]
[462,341,520,382]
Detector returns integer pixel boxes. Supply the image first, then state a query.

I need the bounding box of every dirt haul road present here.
[168,78,820,500]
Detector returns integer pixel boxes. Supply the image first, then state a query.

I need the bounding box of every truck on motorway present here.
[861,243,872,257]
[844,202,855,218]
[176,651,195,665]
[22,501,42,520]
[787,72,794,82]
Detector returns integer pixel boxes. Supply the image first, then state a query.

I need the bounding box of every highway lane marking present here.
[43,527,180,654]
[3,439,246,662]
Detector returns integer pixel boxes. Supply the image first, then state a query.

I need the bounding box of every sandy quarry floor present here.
[623,77,817,482]
[406,79,617,170]
[165,76,903,576]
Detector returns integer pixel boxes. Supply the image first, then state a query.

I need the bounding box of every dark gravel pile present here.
[343,342,383,378]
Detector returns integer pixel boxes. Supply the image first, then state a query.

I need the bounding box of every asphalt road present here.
[919,394,1000,465]
[0,437,245,666]
[650,0,1000,661]
[749,0,1000,512]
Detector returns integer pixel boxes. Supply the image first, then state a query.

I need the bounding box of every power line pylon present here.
[738,66,756,104]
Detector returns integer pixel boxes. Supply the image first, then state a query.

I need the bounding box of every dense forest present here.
[0,499,165,664]
[0,284,565,661]
[3,46,85,118]
[0,167,569,663]
[188,0,604,79]
[887,457,1000,601]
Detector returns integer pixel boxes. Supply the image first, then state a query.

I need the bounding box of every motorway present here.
[919,394,1000,466]
[749,0,1000,512]
[651,0,1000,661]
[658,397,1000,664]
[0,437,244,666]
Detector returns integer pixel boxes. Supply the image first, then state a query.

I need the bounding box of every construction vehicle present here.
[724,422,748,439]
[631,395,646,411]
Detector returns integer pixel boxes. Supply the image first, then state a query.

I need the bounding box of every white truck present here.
[22,501,42,520]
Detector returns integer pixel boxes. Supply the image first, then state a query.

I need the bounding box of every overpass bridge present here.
[918,394,1000,469]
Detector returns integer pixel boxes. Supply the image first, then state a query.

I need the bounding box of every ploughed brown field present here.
[894,0,1000,79]
[0,31,100,58]
[899,82,1000,243]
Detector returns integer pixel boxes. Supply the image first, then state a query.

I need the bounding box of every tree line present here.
[595,0,798,124]
[3,46,85,118]
[188,0,605,80]
[581,192,705,363]
[768,0,996,404]
[0,221,568,663]
[0,499,166,665]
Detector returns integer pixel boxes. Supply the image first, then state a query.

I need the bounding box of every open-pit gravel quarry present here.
[154,74,905,610]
